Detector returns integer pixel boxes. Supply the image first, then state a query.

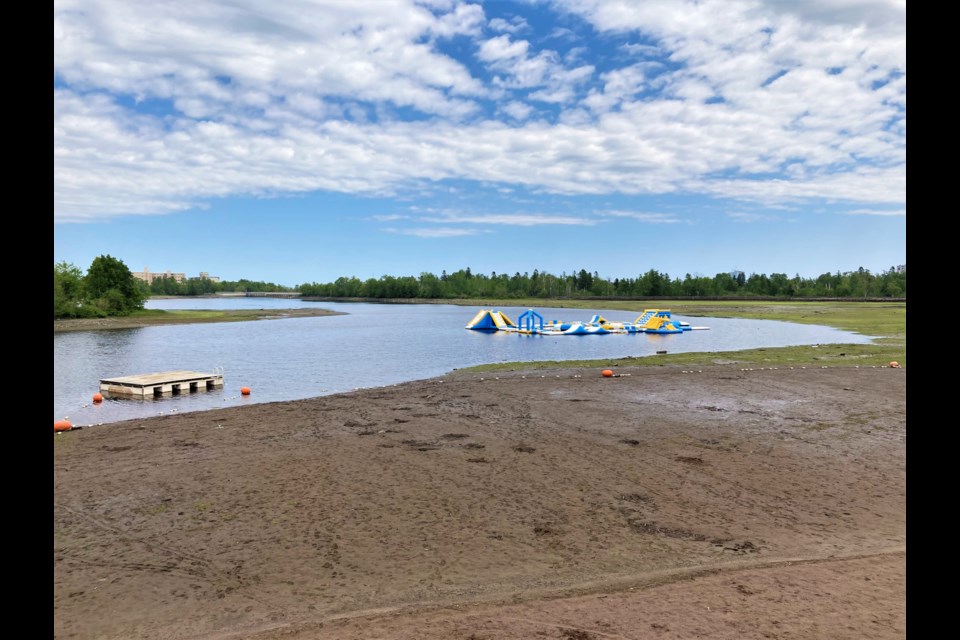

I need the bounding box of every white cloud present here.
[477,34,595,103]
[385,226,480,237]
[528,64,595,103]
[582,62,659,113]
[761,0,906,29]
[54,0,905,222]
[54,0,489,121]
[422,213,597,226]
[728,211,780,222]
[620,42,661,57]
[477,34,530,62]
[489,16,529,34]
[597,210,683,223]
[500,100,534,121]
[698,166,905,205]
[546,27,578,41]
[372,214,410,221]
[428,1,486,38]
[55,80,906,221]
[845,208,905,216]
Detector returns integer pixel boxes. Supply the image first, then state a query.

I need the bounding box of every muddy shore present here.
[53,364,906,639]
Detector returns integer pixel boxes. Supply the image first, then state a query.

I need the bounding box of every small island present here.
[53,307,346,333]
[55,256,345,332]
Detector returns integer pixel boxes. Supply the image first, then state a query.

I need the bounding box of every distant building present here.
[132,268,220,284]
[132,268,186,284]
[895,264,906,273]
[192,272,221,283]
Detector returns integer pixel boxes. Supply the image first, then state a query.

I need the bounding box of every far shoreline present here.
[54,298,904,368]
[53,307,346,333]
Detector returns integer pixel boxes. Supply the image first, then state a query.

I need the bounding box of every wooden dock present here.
[100,370,224,398]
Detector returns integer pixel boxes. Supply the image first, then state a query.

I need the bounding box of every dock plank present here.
[101,371,217,386]
[100,370,224,396]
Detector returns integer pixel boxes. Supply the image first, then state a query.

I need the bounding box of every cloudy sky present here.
[53,0,906,285]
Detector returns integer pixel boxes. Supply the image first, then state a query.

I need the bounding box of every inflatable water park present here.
[465,308,709,335]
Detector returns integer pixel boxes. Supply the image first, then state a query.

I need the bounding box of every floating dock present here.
[100,370,224,398]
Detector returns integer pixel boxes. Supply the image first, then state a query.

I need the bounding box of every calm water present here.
[54,298,873,426]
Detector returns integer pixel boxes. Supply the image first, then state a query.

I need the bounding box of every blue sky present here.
[54,0,906,287]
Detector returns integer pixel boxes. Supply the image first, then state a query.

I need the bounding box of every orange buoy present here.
[601,369,614,377]
[92,393,103,403]
[54,420,72,432]
[889,361,901,368]
[240,386,251,395]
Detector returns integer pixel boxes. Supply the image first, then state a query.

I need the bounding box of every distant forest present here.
[66,261,905,304]
[296,266,906,300]
[59,258,904,322]
[143,276,297,296]
[142,266,906,299]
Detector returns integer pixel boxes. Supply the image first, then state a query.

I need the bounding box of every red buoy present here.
[92,393,103,403]
[601,369,614,377]
[240,387,251,395]
[54,420,72,432]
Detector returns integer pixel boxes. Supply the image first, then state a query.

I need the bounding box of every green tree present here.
[54,261,91,318]
[576,269,593,292]
[713,272,739,294]
[637,269,669,296]
[418,272,442,298]
[85,255,145,316]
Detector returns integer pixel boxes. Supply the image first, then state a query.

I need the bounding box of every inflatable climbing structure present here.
[466,308,709,335]
[465,309,517,331]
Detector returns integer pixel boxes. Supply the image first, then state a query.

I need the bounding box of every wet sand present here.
[53,364,906,639]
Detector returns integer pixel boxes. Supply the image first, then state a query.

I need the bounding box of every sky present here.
[53,0,906,287]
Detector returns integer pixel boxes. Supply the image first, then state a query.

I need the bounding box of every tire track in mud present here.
[237,547,906,640]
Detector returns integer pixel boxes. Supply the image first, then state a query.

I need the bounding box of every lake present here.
[54,298,873,426]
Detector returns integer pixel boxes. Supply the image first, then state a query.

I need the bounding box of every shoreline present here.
[53,307,346,333]
[53,364,906,639]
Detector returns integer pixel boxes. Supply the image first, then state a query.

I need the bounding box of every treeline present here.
[298,267,906,300]
[54,256,147,318]
[54,255,294,318]
[55,258,906,320]
[144,276,295,296]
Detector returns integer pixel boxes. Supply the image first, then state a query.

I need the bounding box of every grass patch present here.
[131,309,288,322]
[466,343,904,372]
[54,307,345,332]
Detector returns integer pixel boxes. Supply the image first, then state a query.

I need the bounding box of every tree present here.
[713,271,739,294]
[769,273,793,297]
[638,269,668,296]
[85,255,145,316]
[577,269,593,291]
[54,261,89,318]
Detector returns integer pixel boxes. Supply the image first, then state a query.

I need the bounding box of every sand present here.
[53,364,906,639]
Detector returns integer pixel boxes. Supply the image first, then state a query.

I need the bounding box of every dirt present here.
[53,364,906,639]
